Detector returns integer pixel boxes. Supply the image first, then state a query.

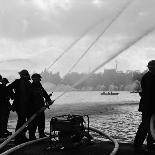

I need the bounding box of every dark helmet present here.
[31,73,42,80]
[2,78,9,84]
[18,69,30,78]
[147,60,155,68]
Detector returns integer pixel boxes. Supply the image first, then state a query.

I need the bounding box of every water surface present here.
[8,91,141,143]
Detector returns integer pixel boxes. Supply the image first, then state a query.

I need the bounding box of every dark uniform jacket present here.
[30,82,51,112]
[0,84,12,109]
[8,78,31,112]
[139,71,155,113]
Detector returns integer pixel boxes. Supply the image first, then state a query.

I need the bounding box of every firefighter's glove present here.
[46,100,54,109]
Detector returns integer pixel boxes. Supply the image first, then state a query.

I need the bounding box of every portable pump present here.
[48,114,92,150]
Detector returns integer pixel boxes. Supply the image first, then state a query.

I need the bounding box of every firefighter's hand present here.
[46,100,55,108]
[49,100,55,105]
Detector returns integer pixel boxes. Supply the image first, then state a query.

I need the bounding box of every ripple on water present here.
[89,110,141,143]
[7,104,141,143]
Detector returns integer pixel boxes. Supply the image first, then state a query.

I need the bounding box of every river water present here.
[8,91,142,143]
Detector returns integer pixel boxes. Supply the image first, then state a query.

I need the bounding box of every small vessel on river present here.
[101,91,119,95]
[130,91,140,94]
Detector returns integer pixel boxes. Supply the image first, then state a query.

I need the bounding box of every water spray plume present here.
[54,27,155,101]
[46,21,103,70]
[47,0,132,94]
[66,0,132,75]
[46,0,131,71]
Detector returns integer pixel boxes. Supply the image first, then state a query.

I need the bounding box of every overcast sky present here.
[0,0,155,77]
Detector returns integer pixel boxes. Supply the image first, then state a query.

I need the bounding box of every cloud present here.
[0,58,36,75]
[31,0,72,13]
[0,0,132,39]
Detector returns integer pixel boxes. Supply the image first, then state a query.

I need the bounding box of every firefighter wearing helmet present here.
[134,60,155,152]
[18,69,30,80]
[0,78,13,138]
[28,73,53,140]
[8,69,31,144]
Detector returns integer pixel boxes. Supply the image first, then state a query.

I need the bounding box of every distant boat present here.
[100,91,119,95]
[130,91,140,93]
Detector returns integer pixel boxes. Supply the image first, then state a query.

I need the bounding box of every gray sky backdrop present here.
[0,0,155,77]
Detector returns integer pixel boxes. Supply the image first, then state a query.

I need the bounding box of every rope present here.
[1,127,118,155]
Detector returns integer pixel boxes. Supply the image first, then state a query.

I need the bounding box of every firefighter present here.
[8,69,31,144]
[0,78,13,137]
[28,73,53,140]
[134,60,155,152]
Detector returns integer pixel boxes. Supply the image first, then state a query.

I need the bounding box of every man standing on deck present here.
[134,60,155,153]
[28,73,53,140]
[8,69,31,144]
[0,78,13,138]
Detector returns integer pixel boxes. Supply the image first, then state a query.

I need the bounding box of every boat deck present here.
[3,139,154,155]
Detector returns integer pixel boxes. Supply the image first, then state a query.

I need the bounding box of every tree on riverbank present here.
[40,69,144,91]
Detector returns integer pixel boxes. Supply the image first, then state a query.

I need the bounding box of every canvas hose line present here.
[0,0,153,151]
[1,128,118,155]
[47,0,131,71]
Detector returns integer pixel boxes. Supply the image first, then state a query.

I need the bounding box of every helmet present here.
[18,69,30,78]
[2,78,9,84]
[31,73,42,79]
[147,60,155,68]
